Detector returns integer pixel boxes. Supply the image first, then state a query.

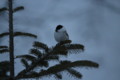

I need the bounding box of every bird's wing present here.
[64,31,69,37]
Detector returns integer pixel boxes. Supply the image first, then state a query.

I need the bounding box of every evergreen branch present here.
[0,61,10,70]
[52,43,84,55]
[54,73,62,79]
[0,32,37,38]
[0,61,10,71]
[0,32,9,38]
[0,49,9,54]
[13,6,24,13]
[0,46,9,54]
[30,49,42,57]
[27,71,39,76]
[52,44,68,56]
[16,60,98,79]
[15,41,93,79]
[60,60,71,64]
[0,7,7,12]
[45,55,59,61]
[16,55,37,62]
[14,32,37,38]
[66,68,82,79]
[66,44,84,51]
[0,61,10,79]
[33,41,48,52]
[57,40,72,46]
[21,59,29,69]
[17,41,83,78]
[37,60,49,67]
[0,46,8,49]
[15,53,51,79]
[52,49,68,56]
[51,40,84,56]
[59,60,99,68]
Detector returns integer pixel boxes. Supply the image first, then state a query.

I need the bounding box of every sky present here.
[0,0,120,80]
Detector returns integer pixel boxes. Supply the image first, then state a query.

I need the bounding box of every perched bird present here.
[54,25,69,42]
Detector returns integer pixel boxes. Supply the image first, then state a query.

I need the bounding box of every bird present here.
[54,25,69,42]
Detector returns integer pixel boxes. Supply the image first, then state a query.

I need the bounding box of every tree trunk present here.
[8,0,14,79]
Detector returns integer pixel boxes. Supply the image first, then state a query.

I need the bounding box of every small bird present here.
[54,25,69,42]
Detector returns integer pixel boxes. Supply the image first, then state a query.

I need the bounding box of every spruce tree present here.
[0,0,37,80]
[15,40,99,80]
[0,0,99,80]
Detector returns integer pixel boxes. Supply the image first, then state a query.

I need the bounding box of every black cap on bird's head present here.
[55,25,63,32]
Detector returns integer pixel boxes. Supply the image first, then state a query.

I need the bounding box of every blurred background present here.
[0,0,120,80]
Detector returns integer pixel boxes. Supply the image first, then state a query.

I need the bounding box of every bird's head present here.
[55,25,66,32]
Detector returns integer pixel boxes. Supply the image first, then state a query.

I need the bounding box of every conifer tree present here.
[0,0,99,80]
[0,0,37,79]
[15,40,99,80]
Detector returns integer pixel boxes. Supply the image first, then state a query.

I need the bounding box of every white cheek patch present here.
[58,27,66,32]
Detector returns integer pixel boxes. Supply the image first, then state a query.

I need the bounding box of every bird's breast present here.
[54,32,69,42]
